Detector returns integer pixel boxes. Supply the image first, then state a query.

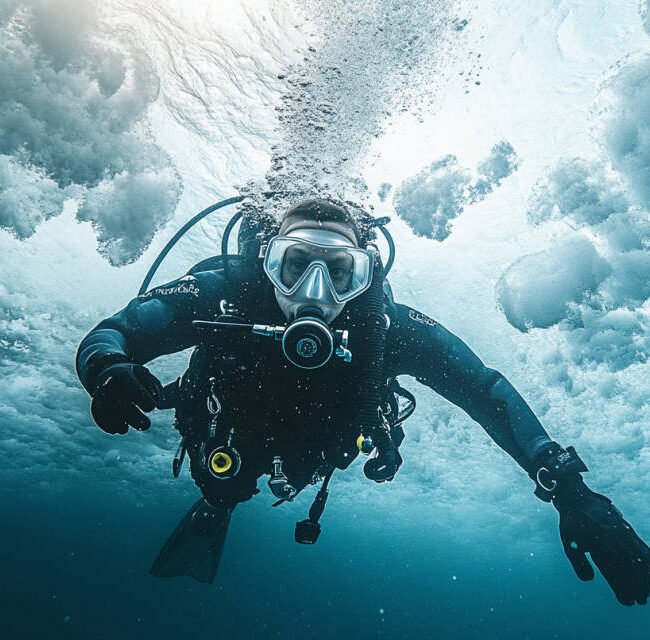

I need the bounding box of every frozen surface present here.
[0,0,181,264]
[1,1,649,638]
[393,141,519,240]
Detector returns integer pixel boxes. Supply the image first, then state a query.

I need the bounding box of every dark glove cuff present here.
[529,442,588,502]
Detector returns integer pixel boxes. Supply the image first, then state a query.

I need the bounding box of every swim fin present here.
[150,498,232,584]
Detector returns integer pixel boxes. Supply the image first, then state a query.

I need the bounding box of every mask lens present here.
[281,244,355,294]
[323,249,354,295]
[264,234,373,303]
[281,245,313,289]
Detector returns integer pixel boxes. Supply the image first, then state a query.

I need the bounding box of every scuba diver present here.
[76,198,650,604]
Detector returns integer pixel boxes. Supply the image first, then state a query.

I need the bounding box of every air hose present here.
[139,195,245,296]
[354,248,402,482]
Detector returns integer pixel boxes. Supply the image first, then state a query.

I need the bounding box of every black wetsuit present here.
[76,260,553,506]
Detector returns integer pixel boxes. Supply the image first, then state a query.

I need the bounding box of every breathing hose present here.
[138,195,245,296]
[349,248,400,481]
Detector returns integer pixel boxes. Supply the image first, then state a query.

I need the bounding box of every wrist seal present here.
[530,443,588,502]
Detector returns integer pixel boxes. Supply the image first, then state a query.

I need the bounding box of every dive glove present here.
[91,363,163,434]
[532,444,650,606]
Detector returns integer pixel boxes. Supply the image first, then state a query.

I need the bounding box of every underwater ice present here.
[393,141,519,240]
[0,0,181,264]
[494,52,650,371]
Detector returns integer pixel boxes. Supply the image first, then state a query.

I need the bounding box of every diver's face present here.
[281,244,355,295]
[271,220,361,323]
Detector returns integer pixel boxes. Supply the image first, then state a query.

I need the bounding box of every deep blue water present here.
[2,481,647,640]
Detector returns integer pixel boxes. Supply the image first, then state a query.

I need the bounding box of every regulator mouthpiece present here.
[251,317,352,370]
[282,317,334,369]
[295,519,321,544]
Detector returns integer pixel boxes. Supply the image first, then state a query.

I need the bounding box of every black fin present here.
[150,499,232,584]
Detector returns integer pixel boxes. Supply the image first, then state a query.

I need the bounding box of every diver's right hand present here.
[91,363,163,434]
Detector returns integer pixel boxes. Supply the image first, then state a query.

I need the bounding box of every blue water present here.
[2,484,647,639]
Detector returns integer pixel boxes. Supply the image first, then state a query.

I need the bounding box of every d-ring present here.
[536,467,557,493]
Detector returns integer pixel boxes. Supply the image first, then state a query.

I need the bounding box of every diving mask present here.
[194,227,370,369]
[264,228,374,323]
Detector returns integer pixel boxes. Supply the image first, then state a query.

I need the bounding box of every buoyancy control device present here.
[140,193,415,543]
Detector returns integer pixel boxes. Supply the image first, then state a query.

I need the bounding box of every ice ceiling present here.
[1,0,649,537]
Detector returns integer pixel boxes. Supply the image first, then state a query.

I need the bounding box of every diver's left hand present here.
[553,479,650,605]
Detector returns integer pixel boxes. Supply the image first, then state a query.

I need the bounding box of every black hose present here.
[352,248,404,482]
[220,210,244,288]
[221,210,243,256]
[356,249,388,438]
[377,225,395,277]
[138,195,245,296]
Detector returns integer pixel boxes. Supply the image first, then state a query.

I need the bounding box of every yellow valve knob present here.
[357,434,374,456]
[210,451,233,474]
